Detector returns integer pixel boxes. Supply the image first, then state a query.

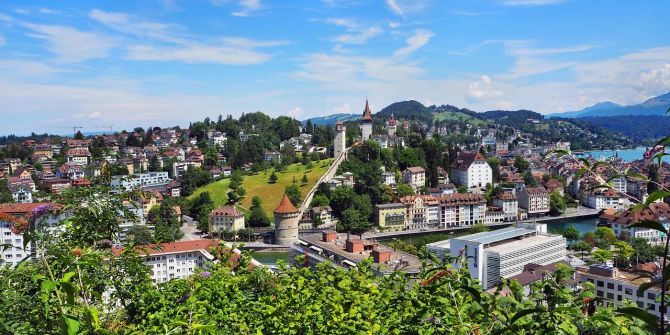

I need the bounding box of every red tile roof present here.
[439,193,486,206]
[274,194,298,214]
[0,202,56,215]
[497,192,517,200]
[450,151,486,170]
[112,239,220,257]
[614,202,670,226]
[210,206,243,217]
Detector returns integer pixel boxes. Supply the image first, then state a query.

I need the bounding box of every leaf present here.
[459,285,482,303]
[644,191,670,207]
[574,167,588,179]
[40,280,57,303]
[636,282,656,296]
[509,307,541,326]
[618,307,659,330]
[61,271,76,283]
[629,220,667,235]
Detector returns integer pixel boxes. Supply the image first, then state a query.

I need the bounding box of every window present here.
[607,293,614,300]
[625,288,633,295]
[617,285,622,291]
[597,280,604,287]
[617,295,622,301]
[648,304,656,311]
[607,283,614,289]
[596,290,603,297]
[648,292,656,300]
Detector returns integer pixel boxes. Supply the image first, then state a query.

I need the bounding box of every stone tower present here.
[273,194,300,246]
[334,121,346,158]
[387,113,397,136]
[361,100,373,141]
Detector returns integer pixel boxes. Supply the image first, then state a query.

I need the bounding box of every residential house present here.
[399,195,440,229]
[438,193,487,228]
[609,202,669,245]
[66,148,92,165]
[450,151,492,189]
[374,203,406,232]
[403,166,426,189]
[209,206,245,236]
[492,192,519,222]
[263,151,282,162]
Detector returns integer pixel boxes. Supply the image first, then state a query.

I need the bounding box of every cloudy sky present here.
[0,0,668,135]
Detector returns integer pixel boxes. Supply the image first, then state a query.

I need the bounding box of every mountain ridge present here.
[547,91,670,118]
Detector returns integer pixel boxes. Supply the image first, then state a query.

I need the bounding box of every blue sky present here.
[0,0,668,135]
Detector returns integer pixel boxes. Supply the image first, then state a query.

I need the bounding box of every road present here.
[180,215,203,241]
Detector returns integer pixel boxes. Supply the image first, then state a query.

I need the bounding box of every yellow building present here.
[374,203,406,232]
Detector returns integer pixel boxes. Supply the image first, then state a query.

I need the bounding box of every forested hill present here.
[481,109,543,122]
[376,100,433,124]
[576,115,670,141]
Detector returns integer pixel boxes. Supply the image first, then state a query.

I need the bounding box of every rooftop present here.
[299,233,421,274]
[485,234,563,254]
[453,226,538,245]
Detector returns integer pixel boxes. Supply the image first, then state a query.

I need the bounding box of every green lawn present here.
[188,159,333,220]
[433,111,488,125]
[240,159,332,218]
[188,178,231,206]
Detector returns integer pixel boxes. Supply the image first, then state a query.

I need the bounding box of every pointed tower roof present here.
[361,100,373,122]
[274,194,299,214]
[388,113,397,126]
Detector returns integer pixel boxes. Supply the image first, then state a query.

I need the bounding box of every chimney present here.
[371,250,391,264]
[322,230,337,243]
[345,239,363,253]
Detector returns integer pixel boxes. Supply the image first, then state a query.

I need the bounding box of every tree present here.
[268,171,278,184]
[230,170,244,190]
[301,174,308,186]
[126,133,141,147]
[248,196,270,227]
[514,156,530,173]
[468,224,489,234]
[338,208,369,237]
[149,155,161,172]
[457,185,469,194]
[523,171,537,187]
[0,179,14,203]
[630,238,656,264]
[190,192,214,219]
[549,191,566,216]
[613,241,635,268]
[396,183,415,197]
[563,225,580,243]
[572,241,592,260]
[310,194,329,207]
[594,227,617,244]
[126,225,153,245]
[582,232,598,246]
[487,157,501,182]
[592,249,613,264]
[197,205,213,233]
[285,184,302,207]
[74,130,85,140]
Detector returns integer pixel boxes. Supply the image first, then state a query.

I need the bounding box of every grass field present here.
[189,159,333,220]
[433,111,488,125]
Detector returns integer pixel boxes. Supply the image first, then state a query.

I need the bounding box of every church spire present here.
[362,99,373,122]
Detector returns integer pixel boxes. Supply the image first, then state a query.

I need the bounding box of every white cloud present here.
[89,9,184,44]
[388,21,400,29]
[0,13,14,23]
[393,29,434,58]
[288,106,304,118]
[39,8,59,14]
[231,0,262,17]
[23,23,116,63]
[13,8,29,15]
[0,60,65,77]
[335,27,382,44]
[499,0,565,6]
[0,34,5,47]
[220,37,289,48]
[467,75,503,100]
[386,0,404,17]
[127,44,272,65]
[324,18,358,30]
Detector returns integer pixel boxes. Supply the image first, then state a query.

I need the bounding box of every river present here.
[580,146,664,162]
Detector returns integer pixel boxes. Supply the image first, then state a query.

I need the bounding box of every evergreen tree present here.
[248,196,270,227]
[74,130,85,140]
[285,184,302,206]
[268,171,278,184]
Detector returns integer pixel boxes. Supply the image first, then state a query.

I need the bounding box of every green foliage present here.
[248,196,270,227]
[0,178,14,203]
[396,183,415,197]
[549,191,566,216]
[126,225,153,245]
[268,171,277,184]
[284,184,302,207]
[562,225,580,242]
[468,223,490,234]
[514,156,529,173]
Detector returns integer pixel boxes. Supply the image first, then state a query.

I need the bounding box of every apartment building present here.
[518,187,550,216]
[399,195,440,229]
[374,203,406,232]
[0,203,64,266]
[438,193,487,228]
[402,166,426,189]
[492,192,518,221]
[450,151,492,189]
[111,172,170,192]
[609,202,670,246]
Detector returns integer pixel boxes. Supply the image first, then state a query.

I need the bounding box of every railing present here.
[298,148,351,217]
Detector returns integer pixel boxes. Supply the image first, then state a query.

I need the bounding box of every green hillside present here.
[189,159,333,219]
[433,111,487,125]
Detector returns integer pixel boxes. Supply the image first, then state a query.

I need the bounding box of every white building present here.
[381,170,396,186]
[0,203,65,266]
[518,187,550,216]
[609,202,669,246]
[580,264,663,317]
[492,192,519,222]
[111,172,171,192]
[402,166,426,189]
[209,206,245,236]
[399,195,440,229]
[111,240,236,284]
[9,183,33,203]
[172,161,202,179]
[209,132,227,146]
[438,193,487,228]
[586,188,622,211]
[440,224,566,289]
[450,151,492,189]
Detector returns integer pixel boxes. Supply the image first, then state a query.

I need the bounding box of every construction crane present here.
[71,126,83,136]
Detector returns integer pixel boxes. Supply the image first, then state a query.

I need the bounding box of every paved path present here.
[179,215,202,241]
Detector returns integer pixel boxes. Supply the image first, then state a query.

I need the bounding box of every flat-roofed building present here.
[518,187,550,216]
[445,224,566,288]
[438,193,487,228]
[375,203,406,232]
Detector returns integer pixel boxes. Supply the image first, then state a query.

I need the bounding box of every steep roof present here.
[274,194,299,214]
[210,206,243,217]
[450,151,486,170]
[405,166,426,173]
[361,100,373,122]
[524,187,548,195]
[614,202,670,226]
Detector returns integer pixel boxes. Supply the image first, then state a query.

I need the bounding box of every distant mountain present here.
[548,91,670,118]
[303,113,358,126]
[577,115,670,141]
[481,109,543,122]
